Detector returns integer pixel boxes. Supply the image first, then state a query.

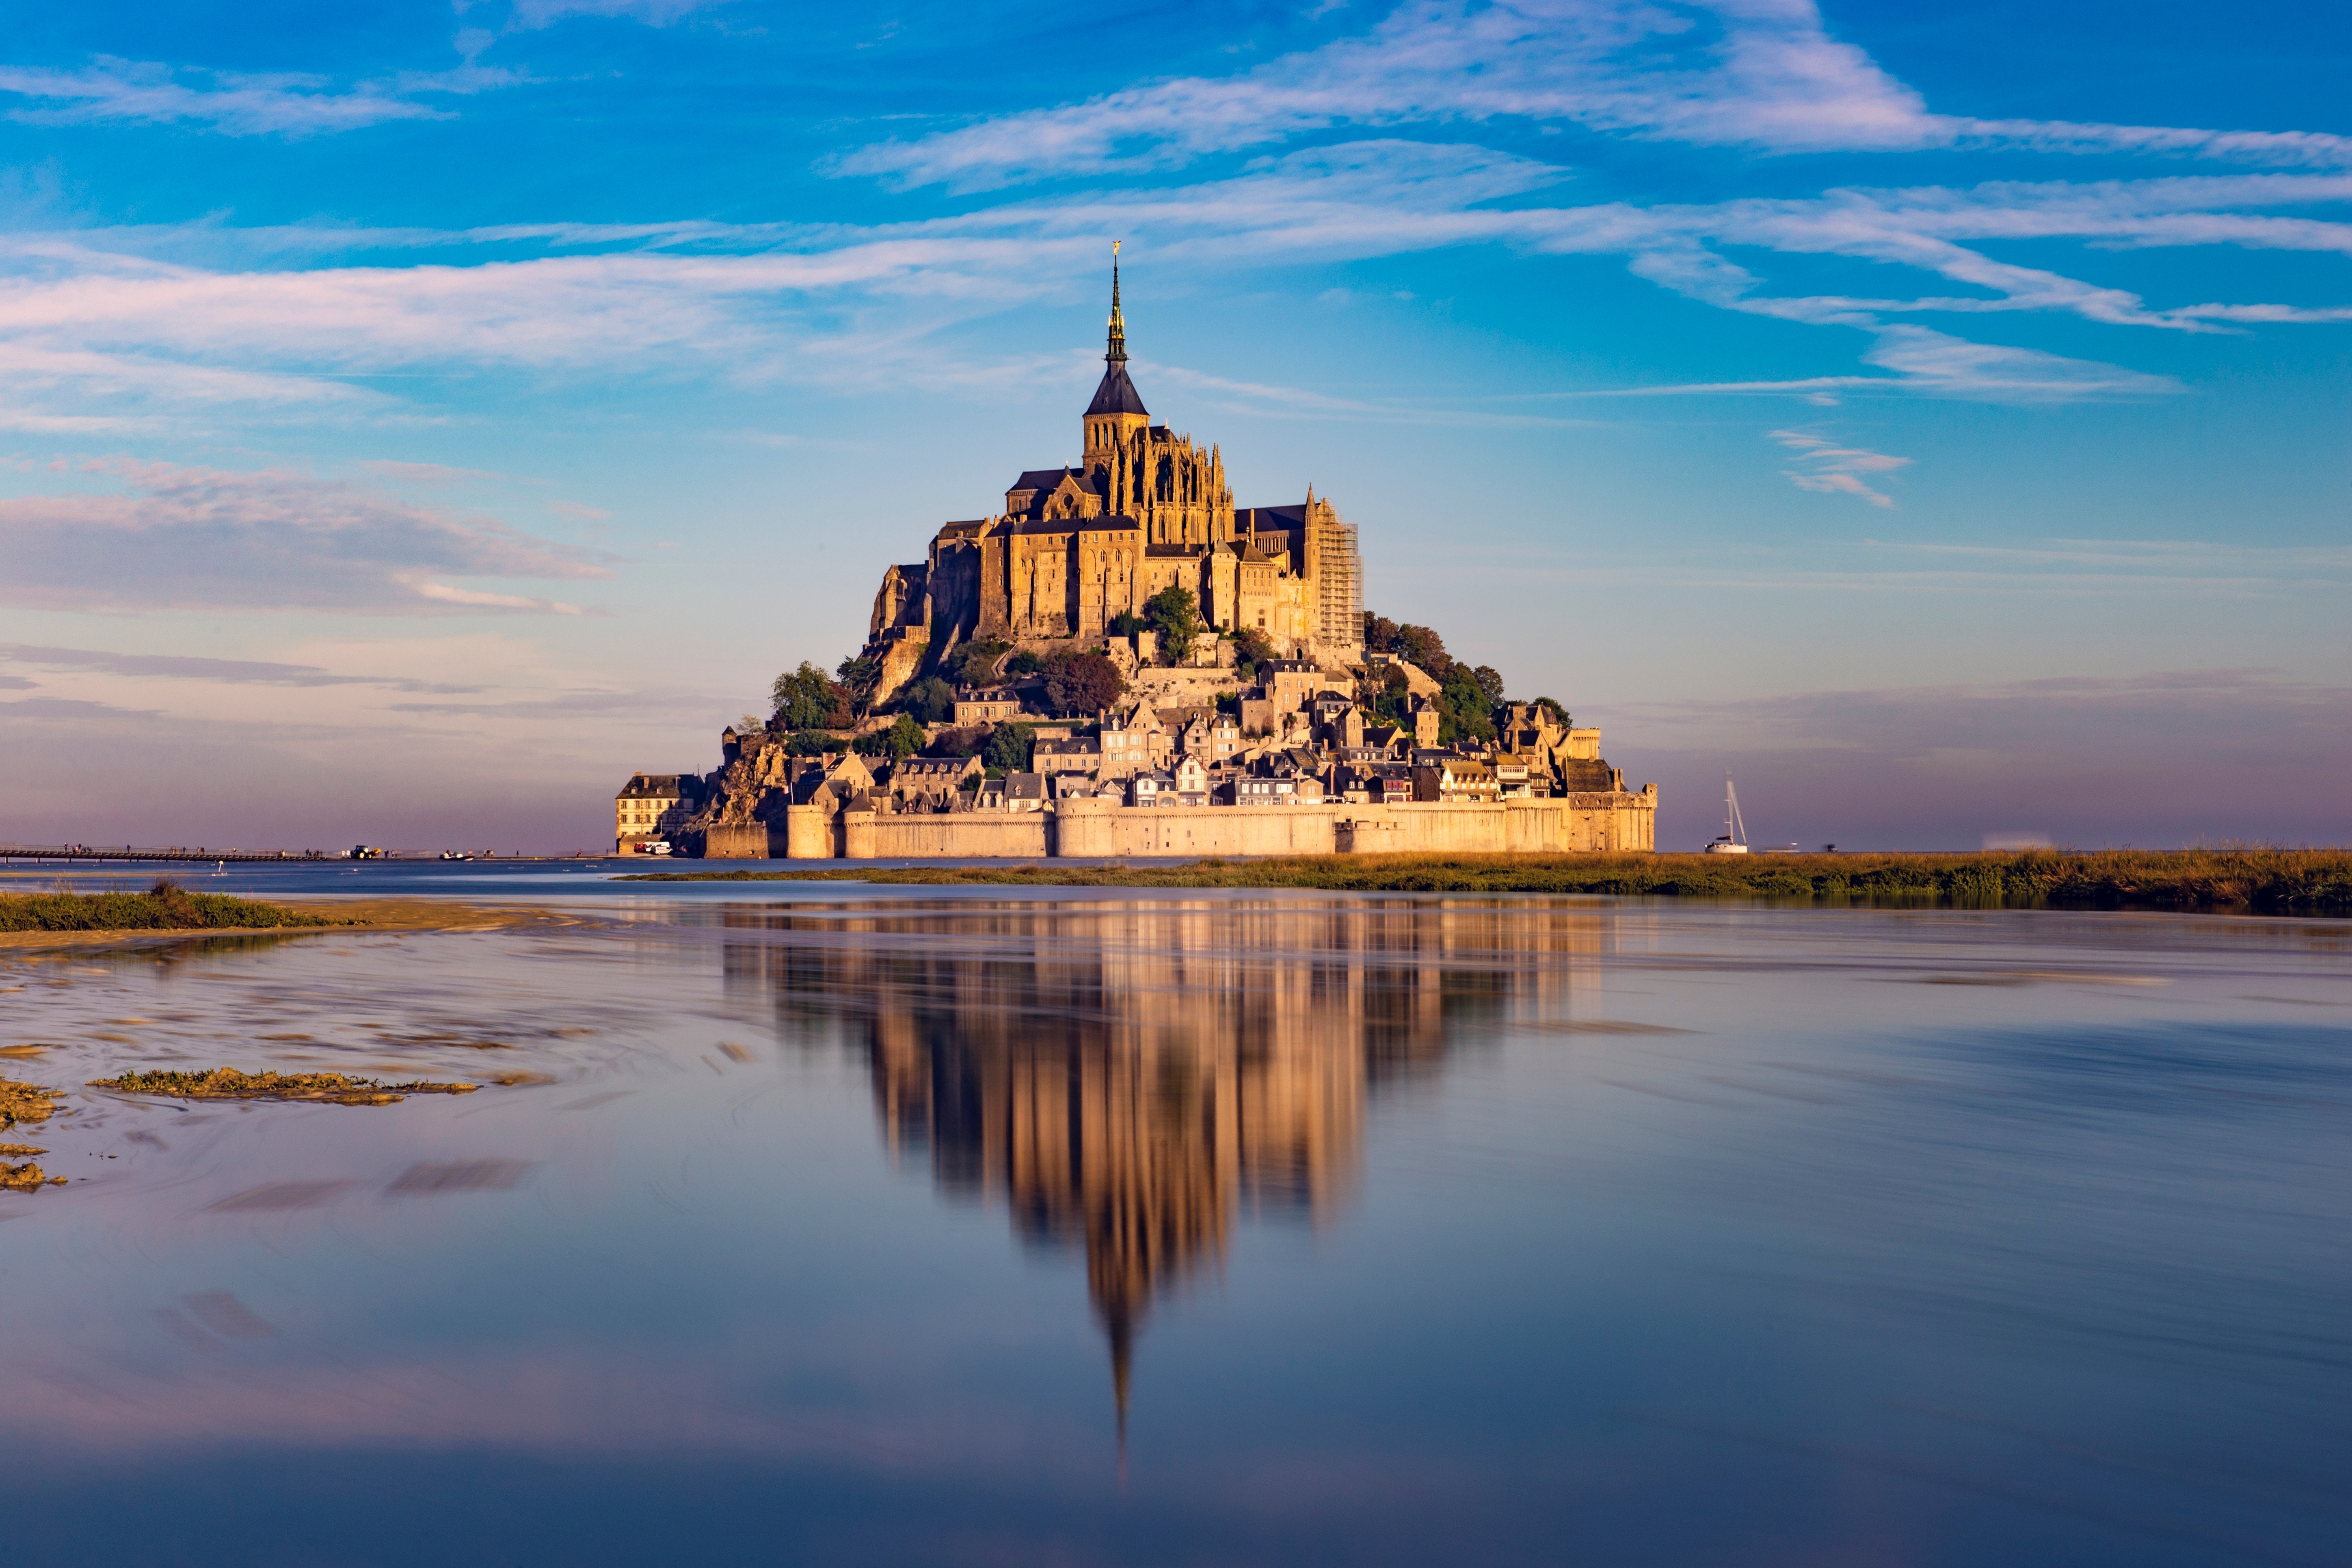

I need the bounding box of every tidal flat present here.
[1,863,2348,1566]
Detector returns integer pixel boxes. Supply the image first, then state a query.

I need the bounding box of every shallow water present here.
[3,881,2349,1566]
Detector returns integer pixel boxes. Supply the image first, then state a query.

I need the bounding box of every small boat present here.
[1703,773,1750,854]
[439,850,473,861]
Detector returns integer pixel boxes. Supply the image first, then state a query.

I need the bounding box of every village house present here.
[614,773,702,853]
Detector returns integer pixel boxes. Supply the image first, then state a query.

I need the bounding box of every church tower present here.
[1083,243,1150,462]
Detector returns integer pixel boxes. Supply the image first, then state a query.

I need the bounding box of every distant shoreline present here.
[620,847,2352,915]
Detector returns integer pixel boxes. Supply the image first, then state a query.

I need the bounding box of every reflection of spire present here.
[1107,240,1127,365]
[1106,1301,1133,1472]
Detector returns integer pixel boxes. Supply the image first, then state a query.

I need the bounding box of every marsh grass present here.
[0,1161,63,1191]
[91,1068,479,1106]
[0,1078,60,1127]
[628,847,2352,913]
[0,879,339,933]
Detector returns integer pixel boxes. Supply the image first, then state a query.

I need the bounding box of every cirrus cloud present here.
[0,458,613,614]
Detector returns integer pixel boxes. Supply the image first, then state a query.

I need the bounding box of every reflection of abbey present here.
[721,896,1606,1433]
[864,254,1364,698]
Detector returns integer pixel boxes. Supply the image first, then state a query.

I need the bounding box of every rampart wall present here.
[709,788,1655,861]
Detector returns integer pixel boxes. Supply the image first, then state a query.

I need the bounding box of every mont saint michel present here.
[632,262,1658,862]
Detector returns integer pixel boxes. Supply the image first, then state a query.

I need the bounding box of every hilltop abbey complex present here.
[863,252,1364,700]
[620,256,1658,860]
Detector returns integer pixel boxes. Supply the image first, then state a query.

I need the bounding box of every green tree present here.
[1230,624,1275,683]
[1107,610,1146,638]
[1394,623,1450,679]
[880,712,925,760]
[771,662,849,730]
[949,640,1011,686]
[1439,665,1495,746]
[1006,648,1044,676]
[1472,664,1506,705]
[1533,696,1569,725]
[1042,650,1127,716]
[984,721,1035,774]
[1146,586,1202,664]
[836,655,884,718]
[1361,612,1399,654]
[903,677,956,725]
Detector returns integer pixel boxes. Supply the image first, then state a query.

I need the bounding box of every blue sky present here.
[0,0,2346,851]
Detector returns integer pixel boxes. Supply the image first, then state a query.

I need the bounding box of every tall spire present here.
[1107,239,1128,364]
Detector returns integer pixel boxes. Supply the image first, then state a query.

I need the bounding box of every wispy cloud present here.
[0,56,522,137]
[836,0,2352,190]
[0,148,2339,425]
[0,459,612,614]
[502,0,738,30]
[0,643,485,692]
[1771,428,1909,506]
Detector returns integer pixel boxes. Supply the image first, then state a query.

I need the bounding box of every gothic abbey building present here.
[862,263,1364,701]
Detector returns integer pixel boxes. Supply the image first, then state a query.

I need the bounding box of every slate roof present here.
[616,774,696,800]
[1085,361,1148,417]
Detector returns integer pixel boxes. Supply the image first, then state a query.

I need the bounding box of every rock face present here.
[675,733,884,855]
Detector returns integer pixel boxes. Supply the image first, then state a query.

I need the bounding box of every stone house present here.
[1128,770,1174,807]
[1098,704,1169,777]
[953,688,1025,726]
[1414,757,1499,803]
[1004,773,1047,811]
[614,772,701,852]
[1172,756,1210,805]
[1034,735,1104,778]
[894,754,983,808]
[1492,753,1542,798]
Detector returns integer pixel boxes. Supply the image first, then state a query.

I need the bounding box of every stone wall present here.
[847,811,1053,859]
[706,788,1657,861]
[1330,791,1656,854]
[703,822,779,859]
[1057,799,1337,857]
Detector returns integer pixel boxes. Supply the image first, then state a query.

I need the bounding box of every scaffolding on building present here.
[1314,515,1363,659]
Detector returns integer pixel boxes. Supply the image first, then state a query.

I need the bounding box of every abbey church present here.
[863,257,1364,700]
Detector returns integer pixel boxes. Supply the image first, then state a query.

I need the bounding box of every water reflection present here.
[712,896,1606,1419]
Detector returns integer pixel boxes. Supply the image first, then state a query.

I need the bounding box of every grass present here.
[89,1067,479,1106]
[0,878,340,933]
[624,847,2352,914]
[0,1161,63,1192]
[0,1078,60,1127]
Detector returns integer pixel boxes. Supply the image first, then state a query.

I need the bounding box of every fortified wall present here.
[699,790,1656,861]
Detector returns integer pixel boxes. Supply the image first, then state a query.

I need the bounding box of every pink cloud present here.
[0,458,612,614]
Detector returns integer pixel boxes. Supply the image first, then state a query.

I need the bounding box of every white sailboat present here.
[1704,773,1750,854]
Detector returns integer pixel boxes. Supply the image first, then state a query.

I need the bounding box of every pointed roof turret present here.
[1087,241,1148,418]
